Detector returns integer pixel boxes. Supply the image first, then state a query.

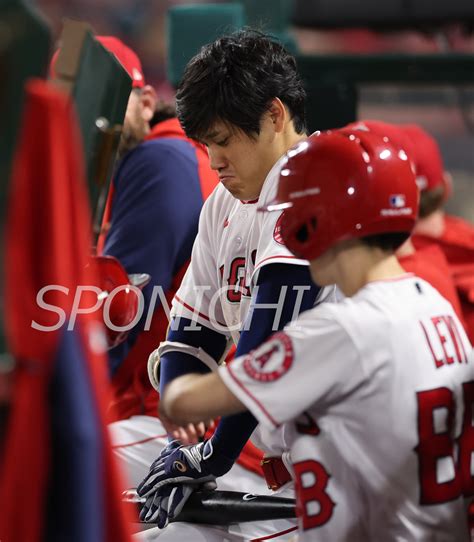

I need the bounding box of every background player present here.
[53,36,287,541]
[347,119,466,327]
[138,30,336,540]
[51,36,219,486]
[403,124,474,343]
[159,127,473,541]
[77,35,299,542]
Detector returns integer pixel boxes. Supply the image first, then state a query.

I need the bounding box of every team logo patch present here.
[389,194,406,208]
[173,460,187,473]
[243,332,293,382]
[273,213,285,245]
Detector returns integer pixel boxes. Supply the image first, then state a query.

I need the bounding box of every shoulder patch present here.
[273,213,285,245]
[243,332,293,382]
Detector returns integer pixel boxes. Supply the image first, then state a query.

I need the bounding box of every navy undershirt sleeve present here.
[104,139,204,375]
[159,320,228,389]
[211,263,320,463]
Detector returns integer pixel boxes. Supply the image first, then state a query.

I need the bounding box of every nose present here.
[207,145,227,172]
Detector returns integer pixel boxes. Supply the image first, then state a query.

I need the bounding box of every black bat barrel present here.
[173,490,297,525]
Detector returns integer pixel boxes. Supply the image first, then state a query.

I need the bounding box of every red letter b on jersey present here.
[293,460,335,531]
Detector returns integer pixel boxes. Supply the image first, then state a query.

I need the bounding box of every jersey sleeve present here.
[219,307,365,429]
[171,192,229,335]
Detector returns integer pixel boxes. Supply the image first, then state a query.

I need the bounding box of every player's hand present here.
[159,404,215,445]
[169,421,216,445]
[139,483,196,528]
[136,439,233,527]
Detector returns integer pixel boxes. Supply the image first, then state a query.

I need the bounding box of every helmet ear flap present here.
[286,214,318,258]
[295,216,317,244]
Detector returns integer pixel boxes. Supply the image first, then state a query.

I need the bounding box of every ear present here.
[268,97,286,133]
[139,85,158,123]
[442,171,452,200]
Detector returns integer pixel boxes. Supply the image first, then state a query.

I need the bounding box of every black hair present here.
[150,100,177,127]
[360,232,410,252]
[176,29,307,141]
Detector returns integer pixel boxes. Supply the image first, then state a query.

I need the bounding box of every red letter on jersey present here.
[293,460,335,530]
[459,381,474,496]
[226,258,250,303]
[415,388,462,504]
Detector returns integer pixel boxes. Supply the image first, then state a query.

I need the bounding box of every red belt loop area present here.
[261,456,292,490]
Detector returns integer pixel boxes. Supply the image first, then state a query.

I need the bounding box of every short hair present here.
[176,29,307,141]
[418,185,445,218]
[360,232,410,252]
[150,100,176,127]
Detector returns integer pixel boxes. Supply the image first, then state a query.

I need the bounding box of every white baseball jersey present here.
[220,275,473,541]
[171,155,336,346]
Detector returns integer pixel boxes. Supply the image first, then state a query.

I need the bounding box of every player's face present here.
[119,88,156,157]
[202,117,282,201]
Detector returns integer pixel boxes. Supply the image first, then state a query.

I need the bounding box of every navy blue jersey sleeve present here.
[211,263,320,461]
[235,263,320,356]
[104,138,205,374]
[159,319,228,388]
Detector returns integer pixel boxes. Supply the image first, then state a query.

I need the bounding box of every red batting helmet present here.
[93,255,150,349]
[261,128,419,261]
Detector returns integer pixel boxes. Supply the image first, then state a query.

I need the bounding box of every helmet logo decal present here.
[389,194,406,208]
[381,194,412,217]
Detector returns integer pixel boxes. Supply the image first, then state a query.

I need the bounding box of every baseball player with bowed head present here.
[161,127,474,541]
[137,29,338,540]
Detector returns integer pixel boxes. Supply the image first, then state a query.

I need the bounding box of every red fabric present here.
[237,440,265,478]
[107,262,188,421]
[398,244,465,326]
[412,215,474,343]
[261,457,292,490]
[0,80,134,542]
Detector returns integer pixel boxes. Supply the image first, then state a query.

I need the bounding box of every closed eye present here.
[215,137,230,147]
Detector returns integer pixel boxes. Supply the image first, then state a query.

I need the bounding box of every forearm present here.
[161,373,245,425]
[208,264,319,460]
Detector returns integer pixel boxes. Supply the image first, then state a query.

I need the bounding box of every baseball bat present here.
[123,489,296,525]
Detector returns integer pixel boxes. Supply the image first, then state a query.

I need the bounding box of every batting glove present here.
[136,439,233,526]
[140,483,196,527]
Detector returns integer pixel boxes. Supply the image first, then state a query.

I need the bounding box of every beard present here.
[117,126,144,160]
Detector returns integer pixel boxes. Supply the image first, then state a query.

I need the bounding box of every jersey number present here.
[416,381,474,504]
[293,460,335,530]
[221,258,250,303]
